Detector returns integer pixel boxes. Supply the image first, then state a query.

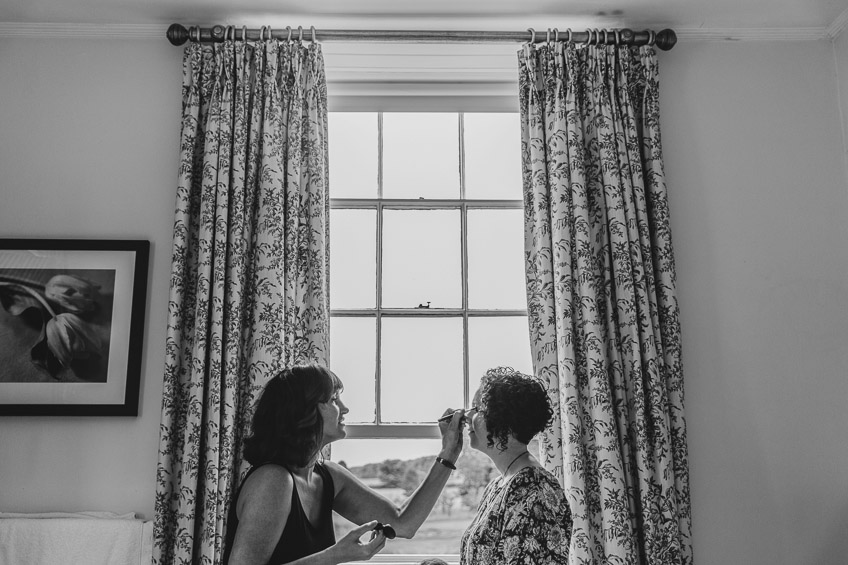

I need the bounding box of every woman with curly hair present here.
[223,364,465,565]
[460,367,571,565]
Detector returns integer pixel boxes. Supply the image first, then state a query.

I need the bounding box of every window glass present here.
[330,209,376,309]
[381,317,463,422]
[463,113,523,200]
[328,111,527,560]
[330,317,377,423]
[382,210,461,309]
[382,113,460,199]
[467,208,527,310]
[331,439,496,555]
[467,316,533,397]
[328,112,378,198]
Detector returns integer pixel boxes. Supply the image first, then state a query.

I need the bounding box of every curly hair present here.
[476,366,553,451]
[243,365,342,468]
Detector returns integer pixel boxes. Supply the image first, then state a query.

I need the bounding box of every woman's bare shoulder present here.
[238,464,294,510]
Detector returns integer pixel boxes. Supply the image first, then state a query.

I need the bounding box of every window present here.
[328,111,532,561]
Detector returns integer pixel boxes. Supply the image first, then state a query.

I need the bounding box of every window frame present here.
[329,110,527,442]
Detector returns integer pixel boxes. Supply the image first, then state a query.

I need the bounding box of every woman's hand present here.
[438,408,465,463]
[327,521,387,563]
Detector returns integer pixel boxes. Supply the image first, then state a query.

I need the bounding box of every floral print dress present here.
[460,466,571,565]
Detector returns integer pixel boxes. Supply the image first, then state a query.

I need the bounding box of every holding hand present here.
[438,408,465,464]
[330,520,387,563]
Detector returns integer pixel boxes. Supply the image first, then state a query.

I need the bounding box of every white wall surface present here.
[660,40,848,564]
[835,30,848,178]
[0,37,182,519]
[0,35,847,564]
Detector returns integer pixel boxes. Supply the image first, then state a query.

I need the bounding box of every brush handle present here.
[438,410,463,423]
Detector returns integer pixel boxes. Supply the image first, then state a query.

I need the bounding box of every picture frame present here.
[0,239,149,416]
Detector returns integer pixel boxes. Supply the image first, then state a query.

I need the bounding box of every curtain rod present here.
[166,24,677,51]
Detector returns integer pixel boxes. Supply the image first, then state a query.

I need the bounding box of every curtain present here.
[519,42,693,565]
[153,36,330,565]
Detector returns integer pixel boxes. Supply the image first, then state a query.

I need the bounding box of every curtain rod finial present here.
[167,23,189,45]
[656,29,677,51]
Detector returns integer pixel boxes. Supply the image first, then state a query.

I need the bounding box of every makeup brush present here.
[437,409,463,423]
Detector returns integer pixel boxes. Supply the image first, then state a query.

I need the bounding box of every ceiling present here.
[1,0,847,39]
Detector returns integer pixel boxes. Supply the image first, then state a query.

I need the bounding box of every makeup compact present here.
[373,522,396,539]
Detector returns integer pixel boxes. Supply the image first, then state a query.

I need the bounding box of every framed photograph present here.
[0,239,149,416]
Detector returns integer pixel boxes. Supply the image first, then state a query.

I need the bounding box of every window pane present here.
[331,438,491,556]
[329,113,378,198]
[467,209,527,310]
[383,113,460,199]
[330,317,376,423]
[464,113,523,200]
[330,209,376,309]
[467,316,533,397]
[381,318,463,422]
[382,210,461,309]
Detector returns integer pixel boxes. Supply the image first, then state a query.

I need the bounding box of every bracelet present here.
[435,456,456,470]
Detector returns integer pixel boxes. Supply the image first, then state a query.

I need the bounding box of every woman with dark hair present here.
[459,366,571,565]
[224,364,465,565]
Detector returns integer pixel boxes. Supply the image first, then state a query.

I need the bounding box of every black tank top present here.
[223,462,336,564]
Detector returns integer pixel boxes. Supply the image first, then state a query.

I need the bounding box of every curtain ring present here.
[566,28,572,43]
[546,28,551,45]
[596,28,602,45]
[603,29,609,45]
[311,25,317,43]
[649,30,656,45]
[526,28,536,45]
[614,29,621,46]
[298,25,304,42]
[241,26,247,41]
[286,26,292,42]
[191,26,200,42]
[554,28,559,42]
[229,25,235,42]
[258,26,265,41]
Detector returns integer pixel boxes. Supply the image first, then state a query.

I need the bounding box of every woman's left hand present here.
[437,408,465,463]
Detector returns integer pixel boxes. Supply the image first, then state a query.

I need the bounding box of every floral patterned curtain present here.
[518,42,693,565]
[154,36,330,565]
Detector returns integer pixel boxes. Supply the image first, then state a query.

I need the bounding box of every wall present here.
[660,40,848,564]
[0,37,182,519]
[1,34,847,564]
[836,30,848,176]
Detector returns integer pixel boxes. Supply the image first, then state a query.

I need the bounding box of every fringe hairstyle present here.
[243,365,343,468]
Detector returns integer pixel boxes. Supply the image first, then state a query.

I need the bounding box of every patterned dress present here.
[460,466,571,565]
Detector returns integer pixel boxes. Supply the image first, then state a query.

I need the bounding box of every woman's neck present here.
[491,442,531,478]
[288,451,321,479]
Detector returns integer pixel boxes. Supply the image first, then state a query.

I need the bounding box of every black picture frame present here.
[0,239,149,416]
